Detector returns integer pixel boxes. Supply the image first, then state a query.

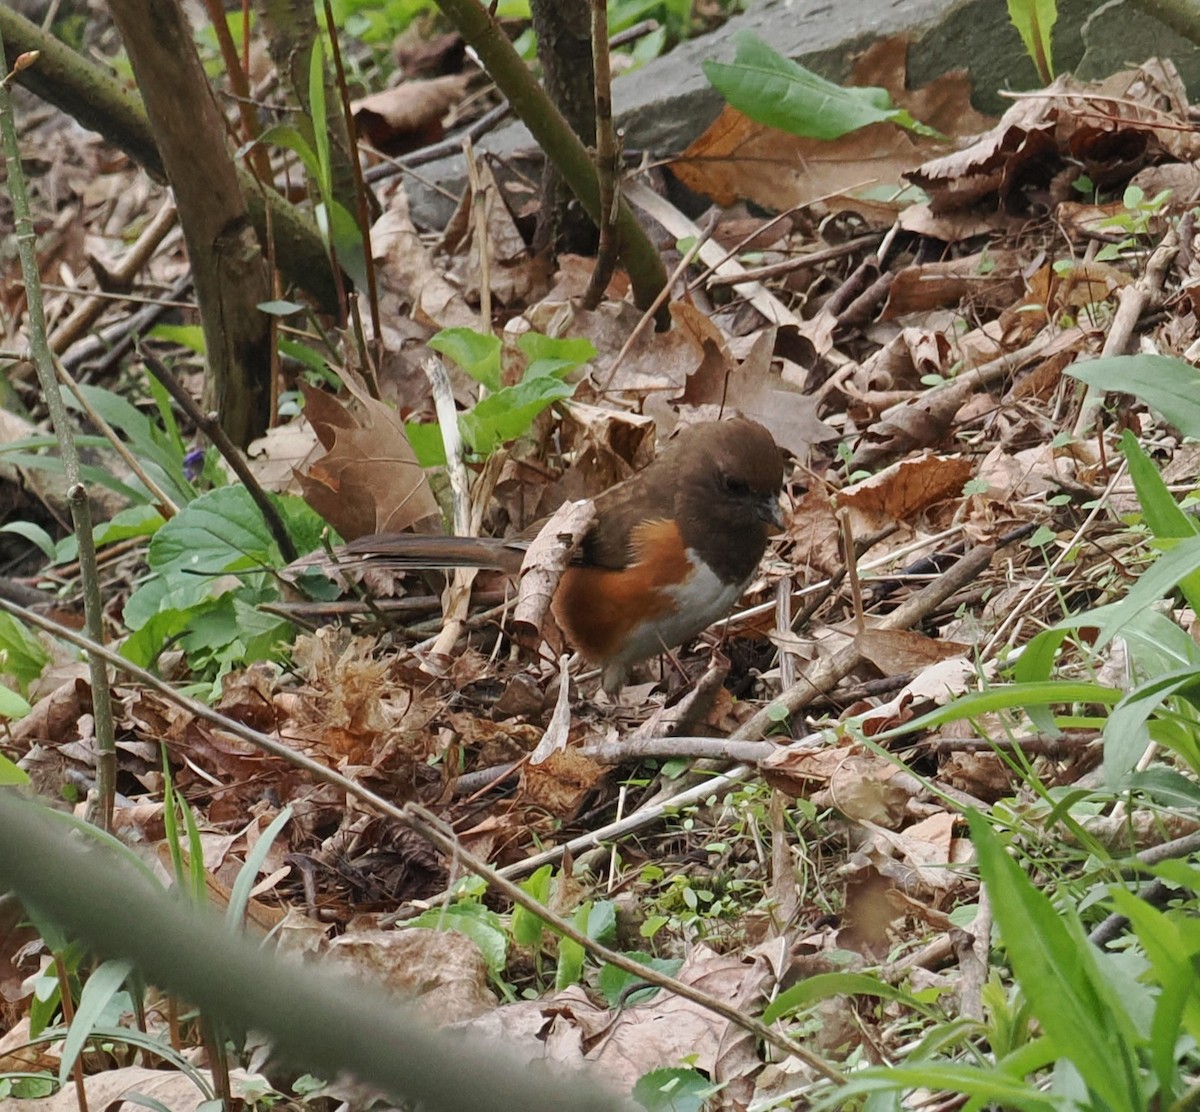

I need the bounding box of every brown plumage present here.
[343,417,785,690]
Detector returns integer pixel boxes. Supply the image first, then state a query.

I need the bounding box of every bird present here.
[342,418,786,692]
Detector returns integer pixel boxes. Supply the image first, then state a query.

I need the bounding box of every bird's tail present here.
[337,534,527,574]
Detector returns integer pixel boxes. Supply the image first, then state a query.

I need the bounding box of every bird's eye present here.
[722,474,750,496]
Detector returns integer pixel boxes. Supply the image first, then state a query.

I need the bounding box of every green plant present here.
[1008,0,1057,84]
[1094,185,1173,262]
[703,32,938,142]
[814,812,1200,1109]
[407,328,596,464]
[120,485,327,690]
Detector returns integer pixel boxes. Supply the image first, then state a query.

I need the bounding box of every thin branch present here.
[138,346,298,563]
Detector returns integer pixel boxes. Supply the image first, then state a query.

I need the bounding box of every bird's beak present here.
[758,496,786,530]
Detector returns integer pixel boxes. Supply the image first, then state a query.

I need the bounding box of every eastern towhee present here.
[344,418,786,691]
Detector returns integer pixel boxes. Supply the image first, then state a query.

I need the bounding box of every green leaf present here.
[1125,766,1200,808]
[1007,0,1057,81]
[459,377,574,455]
[430,328,502,391]
[408,904,508,975]
[556,936,585,990]
[147,486,294,576]
[0,685,32,720]
[968,811,1145,1109]
[258,299,307,317]
[1119,430,1200,610]
[93,504,167,548]
[517,332,595,380]
[258,124,322,191]
[59,959,133,1085]
[404,422,447,467]
[1067,355,1200,438]
[0,520,55,559]
[597,954,682,1007]
[226,807,292,932]
[512,865,553,947]
[0,611,50,690]
[1093,535,1200,649]
[146,322,206,354]
[872,682,1121,741]
[763,972,924,1024]
[0,751,30,785]
[1103,667,1200,786]
[632,1067,713,1112]
[703,32,932,141]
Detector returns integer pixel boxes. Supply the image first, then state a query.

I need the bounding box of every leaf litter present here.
[4,25,1200,1109]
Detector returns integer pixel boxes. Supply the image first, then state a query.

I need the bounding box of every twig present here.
[137,346,298,562]
[1072,226,1179,438]
[54,359,180,518]
[49,199,178,353]
[736,541,1002,741]
[581,0,617,310]
[463,136,493,332]
[701,233,882,289]
[1,39,117,831]
[425,355,475,658]
[323,0,383,384]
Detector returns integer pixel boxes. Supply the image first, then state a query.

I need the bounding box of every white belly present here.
[616,552,749,668]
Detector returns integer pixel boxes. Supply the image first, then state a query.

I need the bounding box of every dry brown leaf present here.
[520,746,606,818]
[836,453,973,534]
[909,61,1200,213]
[296,379,441,540]
[352,74,471,156]
[328,927,497,1022]
[881,249,1026,318]
[680,327,837,457]
[856,628,972,676]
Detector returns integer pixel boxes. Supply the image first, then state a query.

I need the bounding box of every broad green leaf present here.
[1125,766,1200,809]
[1067,355,1200,438]
[632,1067,713,1112]
[409,903,508,974]
[0,520,55,559]
[556,905,588,990]
[0,686,32,719]
[147,486,294,576]
[517,332,595,380]
[512,865,553,947]
[0,751,29,785]
[0,611,49,690]
[968,812,1145,1109]
[1102,668,1200,785]
[703,32,931,141]
[459,377,574,455]
[597,954,682,1007]
[404,421,447,467]
[93,504,167,548]
[430,328,502,391]
[1007,0,1056,82]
